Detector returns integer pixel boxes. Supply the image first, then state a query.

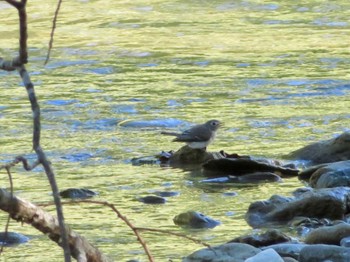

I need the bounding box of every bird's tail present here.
[161,131,179,136]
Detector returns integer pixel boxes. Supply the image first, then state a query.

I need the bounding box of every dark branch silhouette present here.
[2,0,71,260]
[45,0,63,64]
[0,188,111,262]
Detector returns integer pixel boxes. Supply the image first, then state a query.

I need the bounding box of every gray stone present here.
[263,243,307,259]
[310,160,350,188]
[174,211,220,229]
[305,223,350,245]
[288,132,350,164]
[244,248,284,262]
[299,244,350,262]
[340,236,350,248]
[183,243,260,262]
[246,187,350,228]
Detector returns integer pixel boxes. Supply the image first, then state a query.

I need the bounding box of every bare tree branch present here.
[45,0,63,65]
[0,188,111,262]
[1,2,71,261]
[41,200,156,262]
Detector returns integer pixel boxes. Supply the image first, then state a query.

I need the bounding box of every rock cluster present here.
[183,132,350,262]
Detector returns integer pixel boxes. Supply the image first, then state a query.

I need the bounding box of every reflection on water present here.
[1,0,350,261]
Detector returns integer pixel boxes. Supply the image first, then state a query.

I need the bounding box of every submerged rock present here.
[0,232,29,246]
[154,191,180,197]
[200,172,282,184]
[203,173,281,184]
[59,188,98,199]
[173,211,220,229]
[139,195,166,204]
[288,132,350,164]
[131,155,159,166]
[183,243,260,262]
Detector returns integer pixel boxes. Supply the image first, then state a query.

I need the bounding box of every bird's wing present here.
[173,126,211,142]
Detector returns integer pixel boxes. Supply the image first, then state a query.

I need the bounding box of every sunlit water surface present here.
[1,0,350,261]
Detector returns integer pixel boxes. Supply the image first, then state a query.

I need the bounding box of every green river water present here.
[1,0,350,261]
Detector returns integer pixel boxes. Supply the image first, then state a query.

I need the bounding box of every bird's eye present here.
[211,121,217,126]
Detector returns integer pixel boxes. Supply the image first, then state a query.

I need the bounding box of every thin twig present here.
[0,168,14,254]
[135,227,212,248]
[45,0,63,65]
[0,156,41,171]
[40,199,156,262]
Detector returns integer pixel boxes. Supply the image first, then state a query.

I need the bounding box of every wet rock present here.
[131,156,159,166]
[59,188,98,199]
[245,248,284,262]
[139,195,166,204]
[200,172,282,184]
[154,191,180,197]
[0,232,29,246]
[288,132,350,164]
[222,191,238,197]
[289,216,333,236]
[182,243,260,262]
[303,160,350,188]
[304,222,350,245]
[299,244,350,262]
[262,243,307,260]
[202,158,298,178]
[246,187,350,228]
[282,258,298,262]
[173,211,220,229]
[228,229,291,247]
[340,236,350,247]
[162,145,221,167]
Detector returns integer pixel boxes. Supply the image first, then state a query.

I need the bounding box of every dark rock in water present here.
[183,243,260,262]
[222,191,238,197]
[231,172,282,183]
[304,222,350,245]
[154,191,180,197]
[59,188,98,199]
[289,217,332,237]
[173,210,220,229]
[228,229,291,247]
[162,145,221,167]
[139,195,166,204]
[246,187,350,228]
[200,172,282,184]
[0,232,29,246]
[299,244,350,262]
[131,156,159,166]
[298,164,328,181]
[202,158,298,177]
[303,160,350,188]
[287,132,350,164]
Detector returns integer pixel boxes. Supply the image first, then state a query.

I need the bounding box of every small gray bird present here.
[161,119,222,149]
